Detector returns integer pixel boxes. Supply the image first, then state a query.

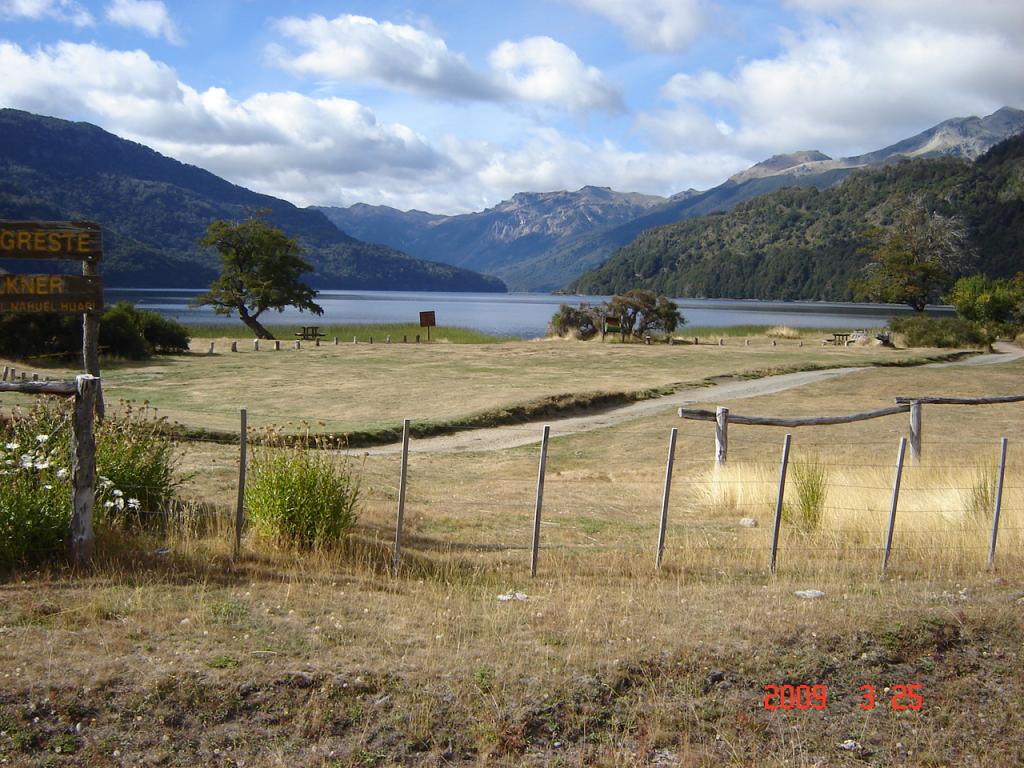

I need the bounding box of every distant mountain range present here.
[571,132,1024,299]
[0,109,505,292]
[320,107,1024,292]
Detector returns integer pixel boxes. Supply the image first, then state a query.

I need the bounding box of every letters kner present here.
[1,275,69,295]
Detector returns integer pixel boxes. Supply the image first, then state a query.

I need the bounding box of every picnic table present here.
[295,325,325,341]
[822,332,851,346]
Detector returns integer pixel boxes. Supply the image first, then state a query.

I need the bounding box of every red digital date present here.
[763,684,923,710]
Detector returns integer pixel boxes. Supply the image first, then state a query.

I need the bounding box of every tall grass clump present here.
[765,325,801,339]
[783,458,829,533]
[245,432,360,548]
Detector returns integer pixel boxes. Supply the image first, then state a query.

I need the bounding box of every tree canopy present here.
[195,217,323,339]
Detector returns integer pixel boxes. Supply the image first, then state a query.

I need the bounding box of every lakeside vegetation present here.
[182,322,504,344]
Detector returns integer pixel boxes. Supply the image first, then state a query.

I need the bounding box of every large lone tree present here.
[196,217,323,339]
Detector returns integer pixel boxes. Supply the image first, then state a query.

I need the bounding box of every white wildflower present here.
[56,468,68,479]
[103,501,115,509]
[43,484,53,491]
[127,498,141,510]
[4,442,18,451]
[35,435,49,443]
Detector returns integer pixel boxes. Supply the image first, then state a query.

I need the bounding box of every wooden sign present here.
[419,311,436,328]
[0,221,102,261]
[0,274,103,314]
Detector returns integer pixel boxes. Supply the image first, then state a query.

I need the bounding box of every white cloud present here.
[569,0,704,52]
[105,0,181,45]
[0,0,93,26]
[269,14,495,101]
[269,14,620,114]
[489,36,622,112]
[654,9,1024,158]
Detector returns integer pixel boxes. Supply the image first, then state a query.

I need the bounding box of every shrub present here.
[888,315,990,348]
[245,437,360,548]
[0,411,72,566]
[549,303,601,339]
[99,304,153,359]
[783,458,829,533]
[95,402,180,529]
[766,325,800,339]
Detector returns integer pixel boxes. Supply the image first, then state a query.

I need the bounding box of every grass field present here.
[1,339,1022,766]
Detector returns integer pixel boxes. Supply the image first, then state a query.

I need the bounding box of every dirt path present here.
[357,343,1023,456]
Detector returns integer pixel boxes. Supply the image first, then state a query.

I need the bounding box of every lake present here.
[106,289,956,339]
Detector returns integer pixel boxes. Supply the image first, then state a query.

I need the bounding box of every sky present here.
[0,1,1022,214]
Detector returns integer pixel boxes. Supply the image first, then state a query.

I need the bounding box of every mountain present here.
[317,186,666,291]
[0,109,505,292]
[570,133,1024,300]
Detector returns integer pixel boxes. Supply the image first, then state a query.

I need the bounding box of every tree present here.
[608,289,684,338]
[947,272,1024,331]
[195,217,322,339]
[853,203,974,312]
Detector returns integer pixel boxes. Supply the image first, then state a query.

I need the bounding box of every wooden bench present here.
[822,332,851,346]
[295,326,325,341]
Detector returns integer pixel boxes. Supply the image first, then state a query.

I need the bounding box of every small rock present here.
[739,518,758,528]
[795,590,826,600]
[703,670,726,692]
[837,739,861,751]
[497,591,528,602]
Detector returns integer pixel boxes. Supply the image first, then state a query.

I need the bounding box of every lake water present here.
[106,288,955,339]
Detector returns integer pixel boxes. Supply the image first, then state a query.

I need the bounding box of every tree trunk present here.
[237,305,275,339]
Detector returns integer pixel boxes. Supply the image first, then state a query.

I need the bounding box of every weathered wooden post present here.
[768,433,792,574]
[70,375,99,565]
[988,437,1009,569]
[208,342,215,355]
[881,437,908,573]
[530,425,551,577]
[656,428,678,569]
[369,336,373,344]
[274,340,281,351]
[234,408,248,558]
[715,407,729,464]
[253,340,259,352]
[393,418,411,576]
[909,401,922,462]
[231,341,238,352]
[334,337,339,345]
[294,341,301,350]
[353,336,358,344]
[1,366,8,381]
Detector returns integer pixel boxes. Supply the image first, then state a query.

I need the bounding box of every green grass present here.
[183,322,504,344]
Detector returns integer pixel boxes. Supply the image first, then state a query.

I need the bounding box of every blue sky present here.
[1,1,1022,213]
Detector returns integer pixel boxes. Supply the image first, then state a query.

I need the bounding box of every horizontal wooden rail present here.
[894,394,1024,405]
[678,404,909,427]
[0,380,78,396]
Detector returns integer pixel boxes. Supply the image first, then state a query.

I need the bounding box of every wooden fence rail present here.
[895,394,1024,405]
[678,404,910,427]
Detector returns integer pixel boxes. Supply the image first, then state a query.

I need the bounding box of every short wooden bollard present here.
[798,341,803,347]
[253,340,260,352]
[32,373,39,381]
[334,337,339,345]
[315,338,320,347]
[693,337,698,345]
[274,340,281,351]
[294,341,301,350]
[530,425,551,577]
[771,340,777,347]
[655,428,678,569]
[369,336,373,344]
[988,437,1009,569]
[403,335,408,343]
[231,341,238,353]
[881,437,908,573]
[386,336,391,344]
[715,407,729,464]
[768,433,792,574]
[208,342,215,355]
[2,366,9,381]
[393,418,411,576]
[416,335,421,343]
[234,408,248,558]
[353,336,357,344]
[744,339,749,346]
[719,338,725,346]
[909,402,922,462]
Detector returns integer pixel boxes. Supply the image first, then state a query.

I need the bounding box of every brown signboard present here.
[419,310,436,328]
[0,221,102,261]
[0,274,103,314]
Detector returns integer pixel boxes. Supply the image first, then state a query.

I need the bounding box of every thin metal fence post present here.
[392,418,411,576]
[881,437,908,573]
[234,408,247,558]
[768,433,792,574]
[656,428,678,569]
[530,425,551,577]
[988,437,1009,569]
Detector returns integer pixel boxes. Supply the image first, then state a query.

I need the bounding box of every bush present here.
[245,437,360,548]
[0,302,190,360]
[0,409,72,566]
[549,303,601,339]
[888,315,990,348]
[783,459,829,533]
[0,400,181,565]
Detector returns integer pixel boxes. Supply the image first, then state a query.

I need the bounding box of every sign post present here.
[0,220,104,416]
[419,310,436,342]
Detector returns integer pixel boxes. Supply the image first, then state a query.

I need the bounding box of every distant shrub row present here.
[0,302,190,360]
